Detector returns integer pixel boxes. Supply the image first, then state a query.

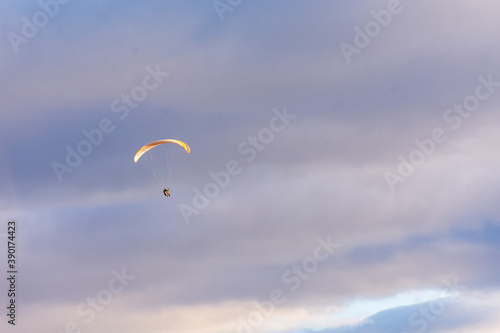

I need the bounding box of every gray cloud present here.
[3,1,500,332]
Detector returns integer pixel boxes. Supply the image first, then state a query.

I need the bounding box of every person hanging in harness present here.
[163,188,171,197]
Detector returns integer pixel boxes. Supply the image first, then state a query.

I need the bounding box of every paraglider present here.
[134,139,190,197]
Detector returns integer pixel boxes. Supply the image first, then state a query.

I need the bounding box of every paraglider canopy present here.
[134,139,190,163]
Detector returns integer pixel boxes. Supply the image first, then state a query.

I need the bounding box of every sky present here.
[1,0,500,332]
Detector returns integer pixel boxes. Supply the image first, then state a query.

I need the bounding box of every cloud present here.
[3,1,500,333]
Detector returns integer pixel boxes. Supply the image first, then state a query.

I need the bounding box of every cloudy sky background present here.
[1,0,500,332]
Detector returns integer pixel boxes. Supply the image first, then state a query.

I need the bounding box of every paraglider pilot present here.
[163,188,170,197]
